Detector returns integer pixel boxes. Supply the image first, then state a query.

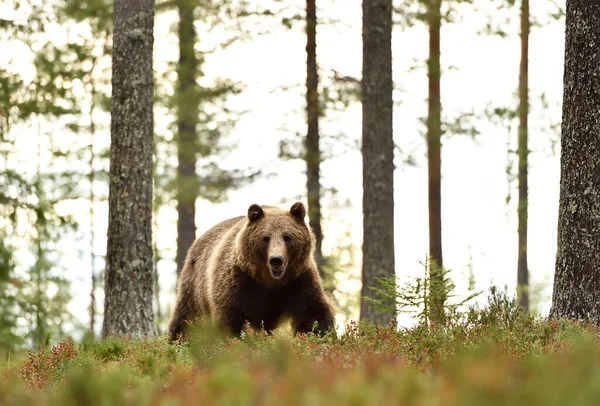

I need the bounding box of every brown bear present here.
[167,201,335,340]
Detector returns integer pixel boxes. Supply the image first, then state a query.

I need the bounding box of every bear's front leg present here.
[212,304,246,337]
[289,275,336,336]
[292,302,335,336]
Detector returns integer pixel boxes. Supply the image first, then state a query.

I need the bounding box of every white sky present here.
[1,0,566,336]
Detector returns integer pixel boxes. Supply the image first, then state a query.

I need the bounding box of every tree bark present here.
[427,0,444,323]
[550,0,600,324]
[175,0,199,275]
[517,0,530,312]
[102,0,156,339]
[359,0,395,326]
[305,0,325,276]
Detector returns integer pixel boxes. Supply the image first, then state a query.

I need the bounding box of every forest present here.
[2,0,600,404]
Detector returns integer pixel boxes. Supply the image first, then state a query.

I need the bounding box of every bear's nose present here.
[269,256,284,268]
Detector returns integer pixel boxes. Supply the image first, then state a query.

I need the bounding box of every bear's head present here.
[237,202,315,287]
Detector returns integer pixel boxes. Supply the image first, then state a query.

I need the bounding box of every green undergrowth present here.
[3,298,600,405]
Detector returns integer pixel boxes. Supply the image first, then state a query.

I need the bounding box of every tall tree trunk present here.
[153,209,162,334]
[102,0,156,339]
[359,0,395,326]
[427,0,444,323]
[89,93,97,338]
[305,0,325,276]
[175,0,199,276]
[35,130,45,349]
[516,0,530,312]
[550,0,600,324]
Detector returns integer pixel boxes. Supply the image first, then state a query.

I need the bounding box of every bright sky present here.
[1,0,566,336]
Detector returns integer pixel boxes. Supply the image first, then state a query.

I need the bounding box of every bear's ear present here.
[248,204,264,222]
[290,201,306,220]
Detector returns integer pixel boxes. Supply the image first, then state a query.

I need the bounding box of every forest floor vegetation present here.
[2,290,600,405]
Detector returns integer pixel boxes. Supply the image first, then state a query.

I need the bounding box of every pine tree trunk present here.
[550,1,600,324]
[517,0,530,312]
[175,0,199,275]
[359,0,395,326]
[102,0,156,339]
[89,96,97,338]
[153,211,162,335]
[35,127,45,349]
[305,0,325,276]
[427,0,444,323]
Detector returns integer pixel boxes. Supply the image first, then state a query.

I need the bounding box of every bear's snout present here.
[269,256,284,268]
[268,255,286,279]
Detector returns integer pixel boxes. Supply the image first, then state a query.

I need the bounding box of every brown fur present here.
[167,202,335,340]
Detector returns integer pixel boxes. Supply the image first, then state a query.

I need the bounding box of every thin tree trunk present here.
[516,0,530,312]
[102,0,156,339]
[35,237,43,348]
[359,0,395,326]
[153,209,162,335]
[175,0,199,276]
[305,0,325,277]
[550,0,600,324]
[427,0,444,323]
[35,126,44,349]
[89,90,97,338]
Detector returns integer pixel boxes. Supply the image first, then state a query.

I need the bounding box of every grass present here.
[2,296,600,405]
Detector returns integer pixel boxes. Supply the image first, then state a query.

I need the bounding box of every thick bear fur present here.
[167,201,335,340]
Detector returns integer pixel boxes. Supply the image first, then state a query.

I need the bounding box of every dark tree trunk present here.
[175,0,199,276]
[427,0,444,323]
[102,0,156,339]
[517,0,530,312]
[305,0,325,276]
[359,0,395,326]
[550,0,600,324]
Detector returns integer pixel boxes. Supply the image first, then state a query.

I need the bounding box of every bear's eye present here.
[262,236,270,243]
[283,235,291,243]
